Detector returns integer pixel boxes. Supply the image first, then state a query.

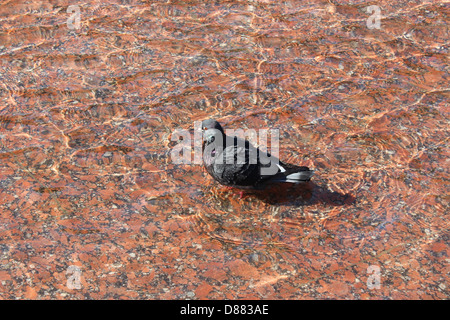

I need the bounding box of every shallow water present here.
[0,0,448,299]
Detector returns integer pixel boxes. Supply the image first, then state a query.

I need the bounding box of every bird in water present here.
[201,119,313,190]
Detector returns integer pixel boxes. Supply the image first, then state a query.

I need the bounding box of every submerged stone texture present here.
[0,0,448,299]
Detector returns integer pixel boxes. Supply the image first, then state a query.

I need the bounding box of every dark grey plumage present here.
[201,119,313,189]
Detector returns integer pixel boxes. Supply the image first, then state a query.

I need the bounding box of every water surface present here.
[0,0,448,299]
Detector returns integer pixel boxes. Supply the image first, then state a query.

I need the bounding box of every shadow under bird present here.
[201,119,313,190]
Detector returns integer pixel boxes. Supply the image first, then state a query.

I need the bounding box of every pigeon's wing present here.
[212,144,260,187]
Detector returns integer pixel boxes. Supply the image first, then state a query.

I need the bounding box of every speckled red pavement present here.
[0,0,448,299]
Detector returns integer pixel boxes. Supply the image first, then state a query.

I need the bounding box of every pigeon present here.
[201,119,313,189]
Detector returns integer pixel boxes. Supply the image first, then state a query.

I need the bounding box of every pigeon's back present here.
[204,135,260,187]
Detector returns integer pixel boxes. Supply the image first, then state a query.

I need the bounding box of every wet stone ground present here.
[0,0,448,299]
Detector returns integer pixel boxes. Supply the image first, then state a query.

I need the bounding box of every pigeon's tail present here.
[270,164,314,183]
[284,169,314,183]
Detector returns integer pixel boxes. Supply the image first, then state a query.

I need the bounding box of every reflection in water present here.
[0,0,448,299]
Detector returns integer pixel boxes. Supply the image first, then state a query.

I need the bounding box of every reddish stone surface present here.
[0,0,448,299]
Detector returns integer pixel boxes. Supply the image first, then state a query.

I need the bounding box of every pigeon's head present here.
[203,128,223,145]
[201,119,224,134]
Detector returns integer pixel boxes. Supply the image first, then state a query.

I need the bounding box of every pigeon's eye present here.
[203,127,207,130]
